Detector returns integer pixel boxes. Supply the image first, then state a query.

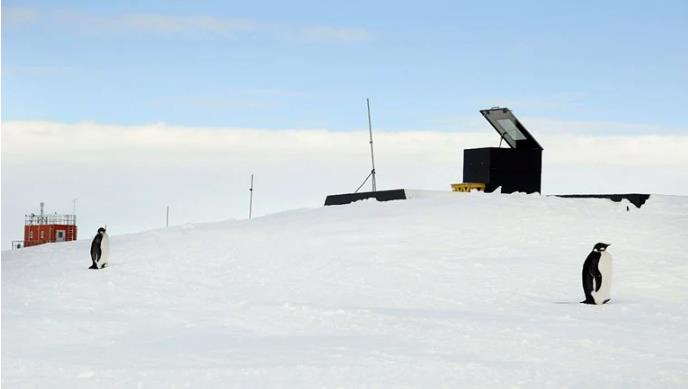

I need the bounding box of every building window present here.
[40,231,45,239]
[29,231,34,239]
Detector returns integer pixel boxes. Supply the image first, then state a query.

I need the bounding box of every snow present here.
[2,192,688,388]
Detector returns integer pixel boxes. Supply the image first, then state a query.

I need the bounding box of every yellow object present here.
[451,182,486,192]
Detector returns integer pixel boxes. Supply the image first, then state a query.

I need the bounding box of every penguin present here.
[581,242,612,304]
[89,227,109,269]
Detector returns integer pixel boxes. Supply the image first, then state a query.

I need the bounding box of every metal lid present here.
[480,107,543,150]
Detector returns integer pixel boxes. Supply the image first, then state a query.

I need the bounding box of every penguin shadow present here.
[552,300,625,305]
[552,301,611,305]
[85,263,120,270]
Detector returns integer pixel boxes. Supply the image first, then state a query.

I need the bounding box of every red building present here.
[23,203,77,247]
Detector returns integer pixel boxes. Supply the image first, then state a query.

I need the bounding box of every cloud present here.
[3,120,687,167]
[523,117,686,136]
[55,12,261,38]
[0,121,504,167]
[4,7,370,43]
[296,26,370,42]
[122,14,371,42]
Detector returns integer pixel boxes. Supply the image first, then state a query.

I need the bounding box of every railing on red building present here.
[23,203,78,247]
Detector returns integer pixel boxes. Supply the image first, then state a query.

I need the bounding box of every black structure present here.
[556,194,651,209]
[324,189,406,206]
[463,107,543,193]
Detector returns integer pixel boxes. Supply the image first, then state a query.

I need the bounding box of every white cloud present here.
[55,12,261,38]
[0,121,483,163]
[7,8,370,42]
[540,134,688,167]
[3,120,686,166]
[296,26,370,42]
[40,12,370,43]
[523,116,686,136]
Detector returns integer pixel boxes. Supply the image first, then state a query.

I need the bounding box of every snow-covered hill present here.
[3,192,688,388]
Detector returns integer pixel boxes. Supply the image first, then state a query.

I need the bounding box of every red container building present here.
[23,203,77,247]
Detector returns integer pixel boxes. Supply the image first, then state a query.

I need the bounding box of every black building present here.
[463,107,543,194]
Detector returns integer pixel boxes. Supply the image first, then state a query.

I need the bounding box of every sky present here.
[2,0,688,249]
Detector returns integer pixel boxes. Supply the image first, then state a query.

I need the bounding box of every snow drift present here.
[3,192,688,387]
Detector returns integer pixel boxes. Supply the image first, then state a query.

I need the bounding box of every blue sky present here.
[3,0,687,131]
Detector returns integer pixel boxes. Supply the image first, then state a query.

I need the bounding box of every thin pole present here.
[366,98,377,192]
[166,206,169,228]
[248,174,254,220]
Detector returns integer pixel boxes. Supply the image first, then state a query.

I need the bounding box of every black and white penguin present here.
[581,242,612,304]
[89,227,109,269]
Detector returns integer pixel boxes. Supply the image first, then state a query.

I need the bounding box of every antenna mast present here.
[355,98,378,193]
[248,174,254,220]
[367,98,377,192]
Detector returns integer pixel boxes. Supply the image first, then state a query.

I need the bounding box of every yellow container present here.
[451,182,486,192]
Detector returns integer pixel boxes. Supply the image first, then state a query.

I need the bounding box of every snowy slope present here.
[2,192,688,388]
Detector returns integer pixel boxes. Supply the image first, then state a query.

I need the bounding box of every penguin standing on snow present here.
[581,242,612,304]
[89,227,110,269]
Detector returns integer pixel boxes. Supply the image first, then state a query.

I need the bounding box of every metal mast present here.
[72,198,78,225]
[248,174,254,220]
[367,98,377,192]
